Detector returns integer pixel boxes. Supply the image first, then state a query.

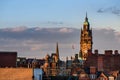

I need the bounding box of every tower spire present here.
[86,12,87,18]
[56,42,59,60]
[79,13,92,60]
[85,12,88,22]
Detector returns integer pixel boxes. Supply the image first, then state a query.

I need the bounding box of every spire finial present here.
[85,12,88,22]
[56,42,59,59]
[86,12,87,18]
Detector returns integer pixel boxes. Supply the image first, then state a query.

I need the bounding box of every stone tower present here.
[79,13,93,60]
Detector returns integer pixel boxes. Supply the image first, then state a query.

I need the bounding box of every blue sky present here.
[0,0,120,30]
[0,0,120,59]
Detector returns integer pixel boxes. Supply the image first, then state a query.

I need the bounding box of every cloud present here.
[97,6,120,16]
[115,32,120,42]
[0,27,120,58]
[93,28,120,52]
[59,28,73,33]
[2,26,27,32]
[0,27,78,43]
[97,8,104,13]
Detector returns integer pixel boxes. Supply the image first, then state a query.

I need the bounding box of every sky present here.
[0,0,120,59]
[0,0,120,29]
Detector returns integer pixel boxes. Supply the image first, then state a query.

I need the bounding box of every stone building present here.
[43,42,60,76]
[17,57,45,68]
[79,13,93,60]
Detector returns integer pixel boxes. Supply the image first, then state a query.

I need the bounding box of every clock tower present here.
[79,13,93,60]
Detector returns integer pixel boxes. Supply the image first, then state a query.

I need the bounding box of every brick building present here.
[84,50,120,72]
[0,52,17,67]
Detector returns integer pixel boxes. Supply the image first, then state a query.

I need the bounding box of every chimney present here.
[75,54,78,59]
[114,50,119,55]
[94,50,98,54]
[105,50,113,55]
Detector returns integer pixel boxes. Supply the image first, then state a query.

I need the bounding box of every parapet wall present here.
[0,68,33,80]
[94,50,120,55]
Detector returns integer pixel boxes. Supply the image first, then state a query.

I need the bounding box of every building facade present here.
[43,42,60,76]
[79,13,93,60]
[0,52,17,67]
[84,50,120,72]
